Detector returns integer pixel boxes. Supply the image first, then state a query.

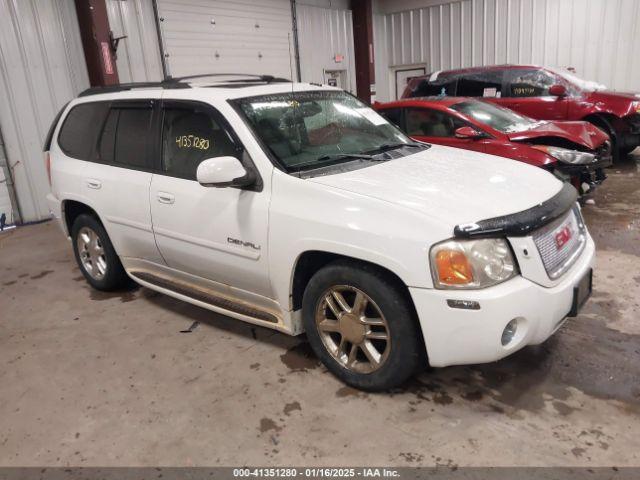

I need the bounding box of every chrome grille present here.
[532,207,586,279]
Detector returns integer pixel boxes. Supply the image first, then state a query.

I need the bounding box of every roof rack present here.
[78,73,291,97]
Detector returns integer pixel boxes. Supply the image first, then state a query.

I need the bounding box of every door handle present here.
[157,192,175,204]
[85,179,102,189]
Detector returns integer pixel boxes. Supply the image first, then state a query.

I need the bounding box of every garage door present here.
[156,0,296,79]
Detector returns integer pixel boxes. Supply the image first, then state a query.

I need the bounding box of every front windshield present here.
[234,90,414,172]
[451,100,542,133]
[549,68,607,91]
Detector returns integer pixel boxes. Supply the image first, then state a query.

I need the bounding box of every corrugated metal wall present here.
[0,0,89,222]
[106,0,164,83]
[297,2,356,92]
[155,0,296,78]
[0,131,14,226]
[374,0,640,101]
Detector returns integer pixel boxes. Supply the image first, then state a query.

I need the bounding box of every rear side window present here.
[57,103,109,159]
[456,70,504,97]
[405,108,465,137]
[411,74,457,97]
[378,108,404,129]
[161,104,239,180]
[98,103,154,169]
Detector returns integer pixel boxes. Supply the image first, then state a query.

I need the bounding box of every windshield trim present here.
[229,89,415,175]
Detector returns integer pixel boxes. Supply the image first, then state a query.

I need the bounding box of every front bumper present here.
[410,235,595,368]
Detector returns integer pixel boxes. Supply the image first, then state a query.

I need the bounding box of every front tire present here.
[302,260,422,391]
[71,214,128,291]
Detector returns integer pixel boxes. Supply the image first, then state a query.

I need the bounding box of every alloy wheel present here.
[315,285,391,374]
[77,226,107,280]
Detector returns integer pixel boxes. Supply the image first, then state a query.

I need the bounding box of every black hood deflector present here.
[454,183,578,238]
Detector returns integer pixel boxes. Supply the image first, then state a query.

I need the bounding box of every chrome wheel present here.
[315,286,391,374]
[76,226,107,280]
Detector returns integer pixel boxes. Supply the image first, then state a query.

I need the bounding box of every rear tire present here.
[71,214,128,291]
[302,260,422,391]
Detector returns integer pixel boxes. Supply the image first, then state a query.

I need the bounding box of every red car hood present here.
[507,121,609,150]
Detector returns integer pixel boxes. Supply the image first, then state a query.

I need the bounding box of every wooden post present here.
[74,0,119,86]
[352,0,375,104]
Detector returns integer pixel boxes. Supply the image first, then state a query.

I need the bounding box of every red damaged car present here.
[402,65,640,161]
[374,97,611,194]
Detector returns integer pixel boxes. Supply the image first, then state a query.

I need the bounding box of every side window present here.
[412,74,458,97]
[506,69,557,97]
[456,71,504,97]
[58,103,109,160]
[405,108,464,137]
[98,104,154,169]
[378,108,404,130]
[162,105,239,180]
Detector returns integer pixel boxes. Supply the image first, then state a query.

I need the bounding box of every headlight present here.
[532,145,596,165]
[430,238,518,289]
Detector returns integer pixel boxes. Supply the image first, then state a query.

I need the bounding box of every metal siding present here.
[156,0,296,78]
[375,0,640,100]
[0,130,13,225]
[0,0,89,222]
[106,0,164,83]
[296,3,356,91]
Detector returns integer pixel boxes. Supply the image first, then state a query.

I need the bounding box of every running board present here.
[129,270,280,324]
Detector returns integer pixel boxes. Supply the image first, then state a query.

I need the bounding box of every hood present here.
[307,144,563,228]
[582,90,640,117]
[507,121,609,150]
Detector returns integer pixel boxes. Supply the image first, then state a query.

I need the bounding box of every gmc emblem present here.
[555,226,573,249]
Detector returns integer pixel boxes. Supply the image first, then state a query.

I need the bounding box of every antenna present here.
[287,32,295,98]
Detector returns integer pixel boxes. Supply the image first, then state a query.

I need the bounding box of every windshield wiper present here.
[365,142,428,155]
[290,153,377,172]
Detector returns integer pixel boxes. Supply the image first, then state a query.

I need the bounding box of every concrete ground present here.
[1,155,639,468]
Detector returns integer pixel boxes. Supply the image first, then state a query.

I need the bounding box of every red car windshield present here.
[451,100,544,133]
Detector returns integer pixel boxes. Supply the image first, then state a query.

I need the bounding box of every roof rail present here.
[78,73,291,97]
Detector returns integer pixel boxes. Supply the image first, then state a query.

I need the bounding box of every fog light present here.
[501,319,518,346]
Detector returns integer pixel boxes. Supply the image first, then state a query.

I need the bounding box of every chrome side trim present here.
[105,215,153,233]
[153,226,260,260]
[120,257,291,334]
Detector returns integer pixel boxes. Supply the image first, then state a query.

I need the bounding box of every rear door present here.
[149,100,271,298]
[58,99,163,263]
[501,68,569,120]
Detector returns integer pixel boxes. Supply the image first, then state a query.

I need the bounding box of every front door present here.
[403,107,488,154]
[496,68,569,120]
[149,100,271,298]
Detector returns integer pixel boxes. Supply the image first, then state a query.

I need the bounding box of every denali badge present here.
[555,225,573,249]
[227,237,261,251]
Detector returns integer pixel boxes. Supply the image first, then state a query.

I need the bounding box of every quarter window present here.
[405,108,465,137]
[411,74,458,97]
[161,105,239,179]
[58,103,109,160]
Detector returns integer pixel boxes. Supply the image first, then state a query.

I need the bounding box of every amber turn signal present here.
[435,249,474,285]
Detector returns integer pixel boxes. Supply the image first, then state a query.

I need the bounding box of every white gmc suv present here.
[44,75,595,390]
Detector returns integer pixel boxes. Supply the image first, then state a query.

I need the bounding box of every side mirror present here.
[455,126,484,139]
[549,84,567,97]
[196,156,255,188]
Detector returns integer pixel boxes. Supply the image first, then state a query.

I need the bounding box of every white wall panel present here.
[156,0,296,78]
[106,0,164,83]
[375,0,640,101]
[0,0,89,222]
[296,3,356,91]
